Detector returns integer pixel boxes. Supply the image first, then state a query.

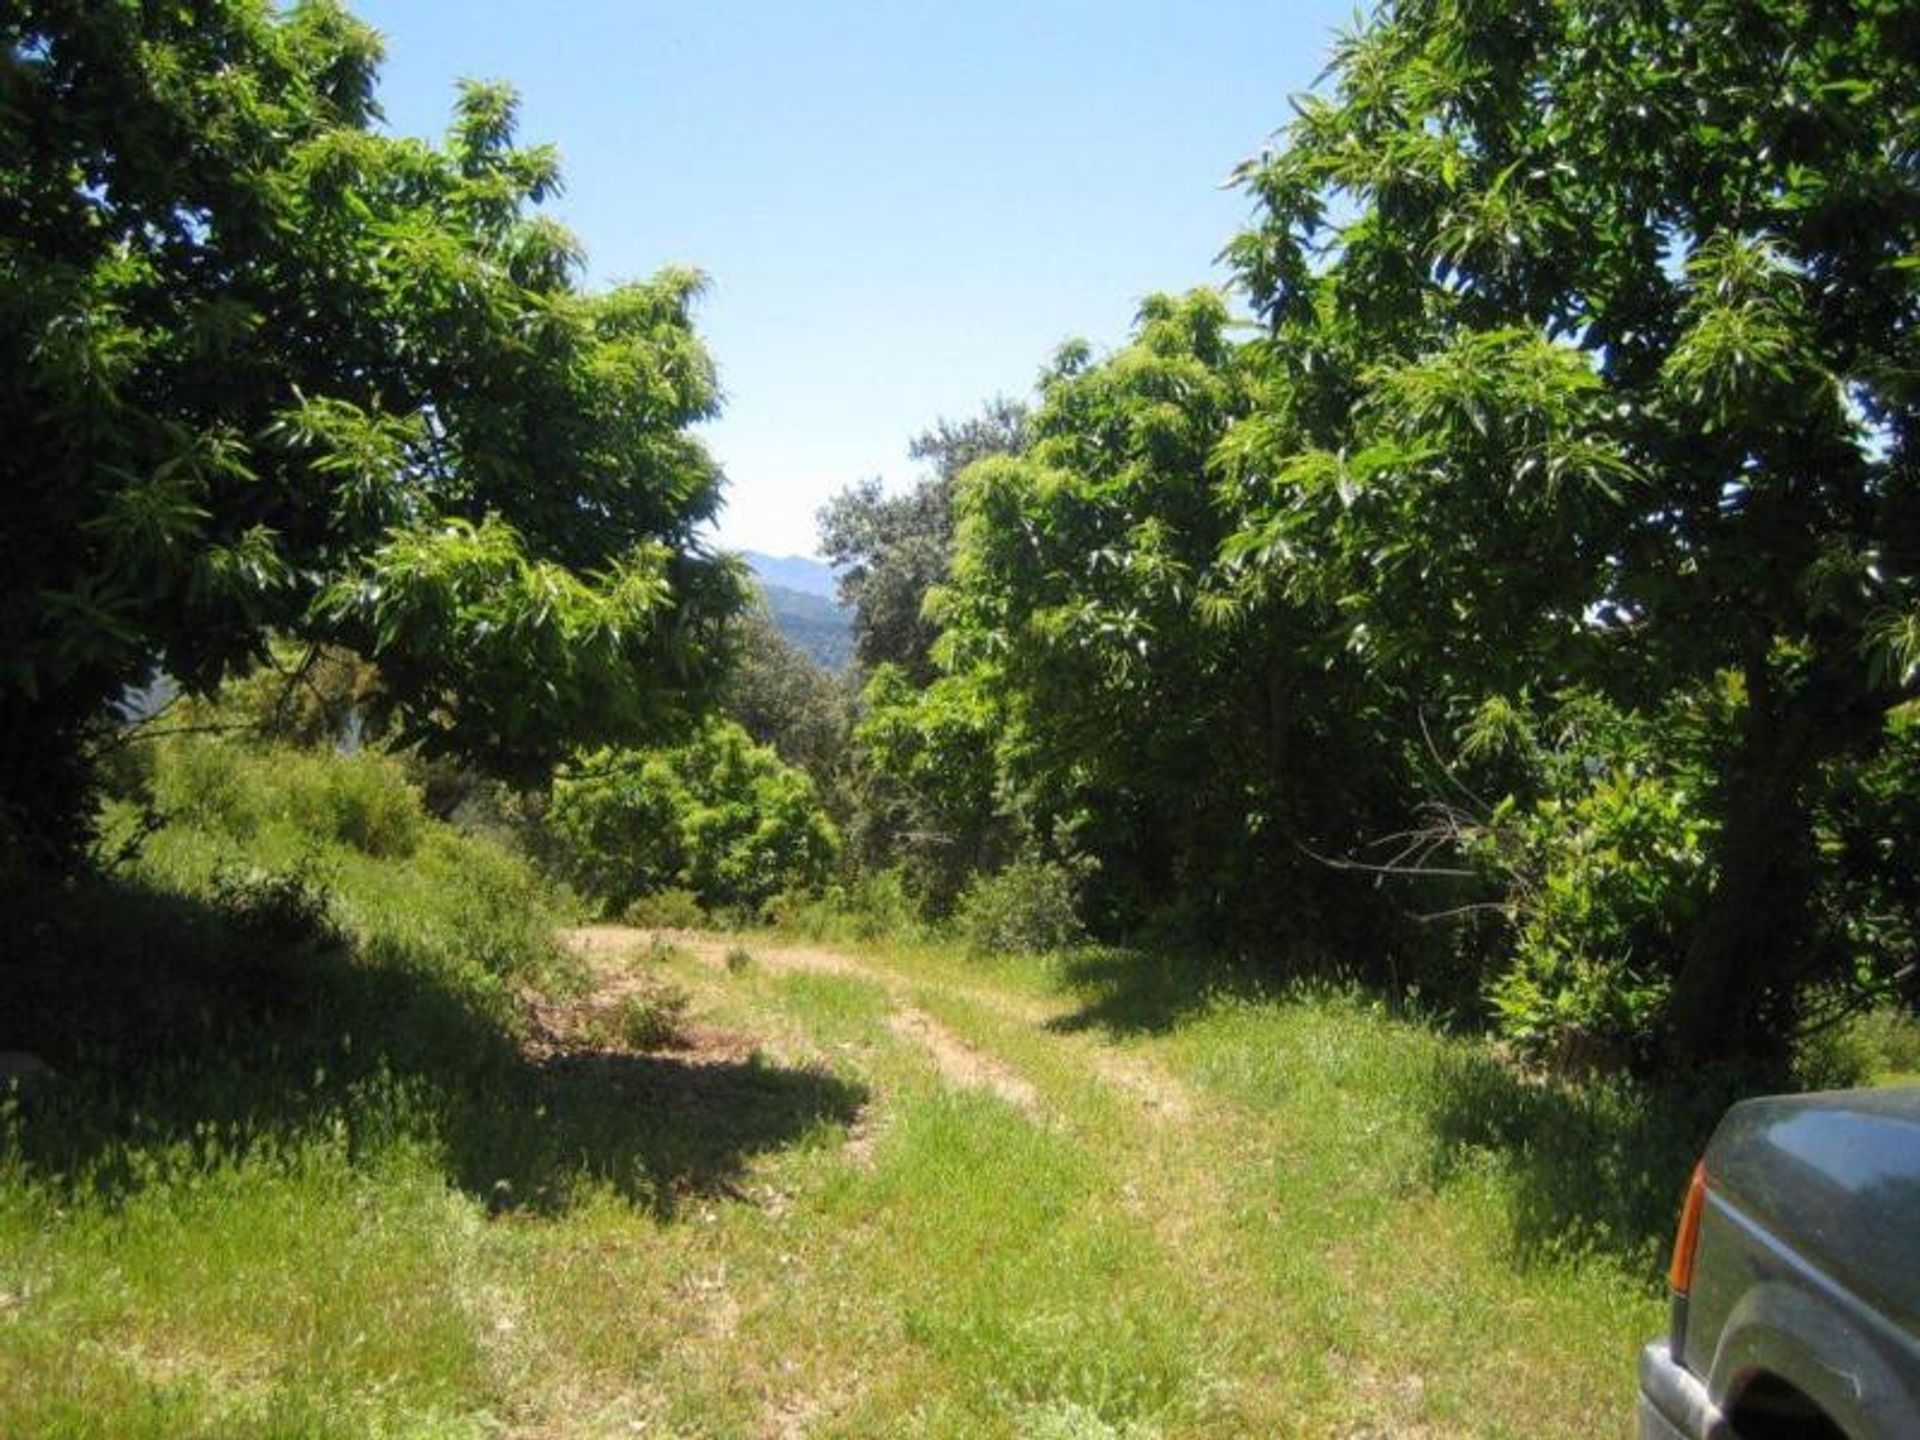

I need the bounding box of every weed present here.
[615,985,692,1050]
[725,946,754,975]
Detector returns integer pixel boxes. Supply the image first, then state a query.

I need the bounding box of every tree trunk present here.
[1664,689,1818,1066]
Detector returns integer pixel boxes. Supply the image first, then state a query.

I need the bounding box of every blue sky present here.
[353,1,1358,558]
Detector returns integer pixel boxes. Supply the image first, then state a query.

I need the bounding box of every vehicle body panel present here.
[1639,1085,1920,1439]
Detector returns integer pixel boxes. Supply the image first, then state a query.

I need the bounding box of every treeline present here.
[813,1,1920,1070]
[6,2,1917,1074]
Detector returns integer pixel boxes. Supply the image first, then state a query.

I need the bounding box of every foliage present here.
[1219,0,1920,1059]
[765,866,924,945]
[1448,692,1718,1064]
[1811,705,1920,1004]
[1,1,740,865]
[150,734,425,858]
[819,396,1027,683]
[1793,1003,1920,1091]
[954,859,1086,959]
[610,984,692,1051]
[112,731,563,991]
[210,642,388,750]
[718,604,851,796]
[549,721,839,915]
[207,856,344,950]
[621,887,707,930]
[904,292,1410,943]
[850,663,1013,914]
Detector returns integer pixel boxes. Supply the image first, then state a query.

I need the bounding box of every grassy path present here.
[539,927,1663,1437]
[3,919,1670,1438]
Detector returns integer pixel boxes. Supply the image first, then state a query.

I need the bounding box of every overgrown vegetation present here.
[4,0,1919,1430]
[823,0,1920,1071]
[1,0,739,871]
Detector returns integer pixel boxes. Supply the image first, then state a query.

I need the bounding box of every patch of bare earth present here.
[612,929,1046,1115]
[884,1007,1039,1114]
[561,926,1199,1124]
[534,938,746,1066]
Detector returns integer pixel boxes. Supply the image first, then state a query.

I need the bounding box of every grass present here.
[8,734,1872,1435]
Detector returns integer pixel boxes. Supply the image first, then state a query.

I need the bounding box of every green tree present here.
[1221,0,1920,1059]
[549,721,839,915]
[929,293,1406,937]
[819,396,1027,682]
[1,1,738,866]
[850,662,1011,912]
[718,605,850,795]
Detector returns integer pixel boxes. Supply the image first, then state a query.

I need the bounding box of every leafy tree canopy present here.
[1219,0,1920,1058]
[818,396,1027,682]
[549,721,840,915]
[922,292,1406,935]
[1,0,739,863]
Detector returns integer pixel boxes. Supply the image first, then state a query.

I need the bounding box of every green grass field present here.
[4,740,1907,1436]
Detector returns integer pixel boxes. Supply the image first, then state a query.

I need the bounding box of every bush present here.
[281,750,425,858]
[548,721,840,915]
[151,738,424,858]
[133,733,561,990]
[614,985,691,1050]
[1793,1003,1920,1090]
[208,858,342,949]
[410,828,560,982]
[622,888,707,930]
[955,859,1084,958]
[1463,694,1717,1067]
[848,867,918,942]
[153,735,261,837]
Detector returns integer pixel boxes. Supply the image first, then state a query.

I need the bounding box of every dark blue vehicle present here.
[1639,1086,1920,1439]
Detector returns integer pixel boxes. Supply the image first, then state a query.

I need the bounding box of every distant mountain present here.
[756,581,854,671]
[743,551,839,599]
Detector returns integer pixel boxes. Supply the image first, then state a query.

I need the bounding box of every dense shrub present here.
[622,888,707,930]
[1448,692,1722,1065]
[763,867,925,945]
[208,858,343,950]
[955,859,1085,959]
[151,738,424,858]
[1481,768,1710,1066]
[549,721,839,915]
[126,733,562,991]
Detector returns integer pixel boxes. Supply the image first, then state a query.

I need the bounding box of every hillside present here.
[742,551,838,599]
[744,553,854,670]
[4,745,1671,1435]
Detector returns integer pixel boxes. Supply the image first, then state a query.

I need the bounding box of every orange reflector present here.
[1669,1160,1708,1294]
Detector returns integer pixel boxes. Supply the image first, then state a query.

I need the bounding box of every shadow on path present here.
[3,875,866,1221]
[1040,944,1282,1039]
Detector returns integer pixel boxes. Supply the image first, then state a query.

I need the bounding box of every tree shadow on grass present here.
[1040,944,1282,1039]
[1419,1044,1761,1275]
[1036,942,1747,1278]
[1,875,866,1222]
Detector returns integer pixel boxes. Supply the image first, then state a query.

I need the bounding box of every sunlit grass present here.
[0,742,1721,1435]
